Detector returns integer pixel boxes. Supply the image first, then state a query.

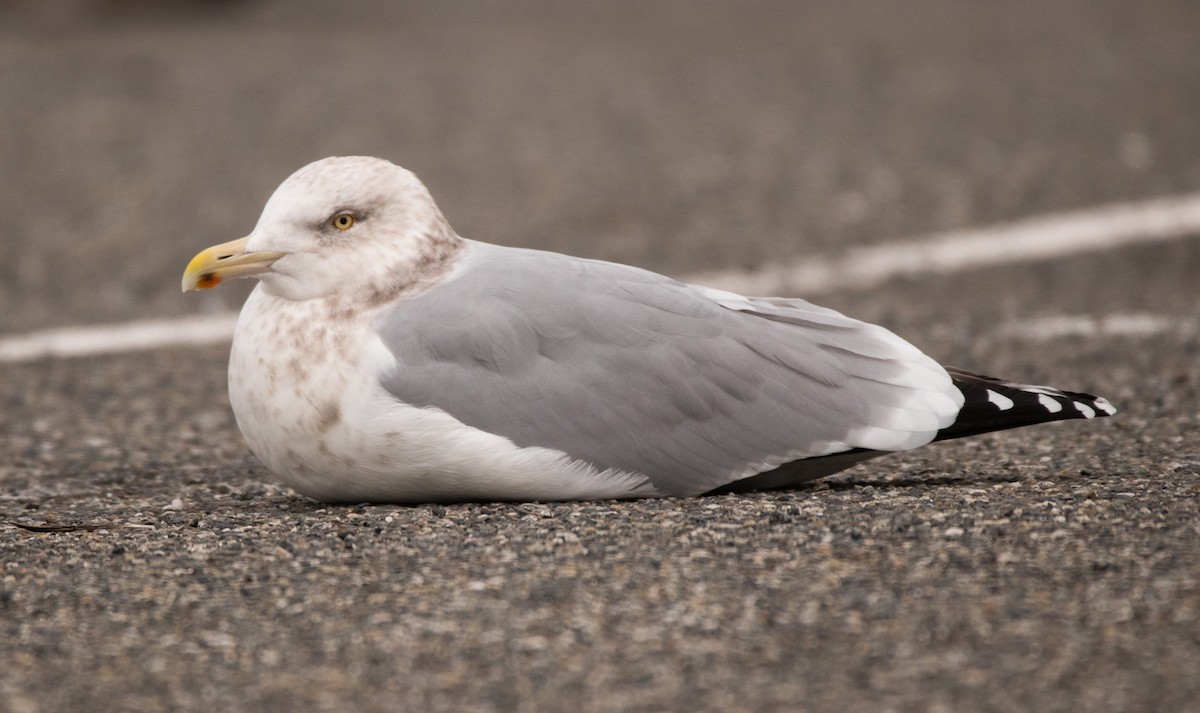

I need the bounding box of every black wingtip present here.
[934,367,1116,443]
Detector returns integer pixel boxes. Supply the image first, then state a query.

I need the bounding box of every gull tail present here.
[707,368,1115,495]
[934,367,1117,443]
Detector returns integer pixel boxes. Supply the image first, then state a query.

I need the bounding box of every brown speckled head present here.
[240,156,464,306]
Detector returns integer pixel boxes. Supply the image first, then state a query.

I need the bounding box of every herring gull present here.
[182,156,1115,503]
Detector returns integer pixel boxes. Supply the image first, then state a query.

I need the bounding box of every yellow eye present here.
[331,213,355,231]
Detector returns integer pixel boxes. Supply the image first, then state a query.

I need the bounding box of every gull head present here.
[182,156,460,302]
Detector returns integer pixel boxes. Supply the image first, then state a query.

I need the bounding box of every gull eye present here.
[330,212,356,231]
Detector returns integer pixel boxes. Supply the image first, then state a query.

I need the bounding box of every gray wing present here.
[376,242,961,496]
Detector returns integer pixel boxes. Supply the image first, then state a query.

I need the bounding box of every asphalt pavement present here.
[2,2,1198,712]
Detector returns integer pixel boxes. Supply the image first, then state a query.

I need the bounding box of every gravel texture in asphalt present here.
[2,1,1199,711]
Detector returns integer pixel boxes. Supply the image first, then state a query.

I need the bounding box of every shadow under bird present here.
[182,156,1115,503]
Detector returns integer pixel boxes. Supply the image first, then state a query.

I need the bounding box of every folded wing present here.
[375,243,963,496]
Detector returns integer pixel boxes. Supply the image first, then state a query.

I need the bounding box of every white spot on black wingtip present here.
[986,389,1015,411]
[1037,394,1063,414]
[1093,398,1117,416]
[1074,401,1096,418]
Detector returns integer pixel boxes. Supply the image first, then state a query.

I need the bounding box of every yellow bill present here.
[181,237,287,292]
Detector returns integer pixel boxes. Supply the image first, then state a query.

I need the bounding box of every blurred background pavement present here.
[2,0,1198,332]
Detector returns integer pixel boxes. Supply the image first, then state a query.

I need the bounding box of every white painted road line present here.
[0,314,239,363]
[997,313,1197,341]
[2,192,1199,363]
[686,191,1200,296]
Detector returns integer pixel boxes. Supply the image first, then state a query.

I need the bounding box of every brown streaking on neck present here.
[349,221,465,315]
